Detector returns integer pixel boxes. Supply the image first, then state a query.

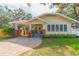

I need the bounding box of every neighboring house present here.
[9,13,79,37]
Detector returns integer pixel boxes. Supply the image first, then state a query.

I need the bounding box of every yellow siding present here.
[14,19,48,30]
[40,15,73,24]
[24,19,48,30]
[25,19,47,25]
[13,15,74,35]
[40,15,73,34]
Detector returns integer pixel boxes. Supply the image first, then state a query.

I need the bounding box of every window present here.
[60,25,63,31]
[64,25,67,31]
[51,25,54,31]
[47,25,51,31]
[56,24,59,31]
[47,24,67,32]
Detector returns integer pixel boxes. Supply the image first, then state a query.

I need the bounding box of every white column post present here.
[15,24,18,30]
[42,25,45,30]
[29,25,31,30]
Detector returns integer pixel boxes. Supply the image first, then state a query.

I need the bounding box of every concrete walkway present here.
[0,37,42,56]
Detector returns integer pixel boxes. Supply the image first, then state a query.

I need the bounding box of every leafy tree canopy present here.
[56,3,79,20]
[0,5,32,27]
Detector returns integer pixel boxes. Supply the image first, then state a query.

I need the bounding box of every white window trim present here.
[47,24,67,32]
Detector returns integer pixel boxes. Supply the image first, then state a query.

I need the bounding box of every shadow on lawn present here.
[38,37,79,56]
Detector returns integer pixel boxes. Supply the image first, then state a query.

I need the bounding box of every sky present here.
[1,3,58,17]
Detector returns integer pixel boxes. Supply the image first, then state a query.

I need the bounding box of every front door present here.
[31,24,43,37]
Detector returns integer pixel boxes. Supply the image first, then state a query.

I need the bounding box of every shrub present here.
[2,28,14,35]
[44,34,76,38]
[2,25,14,36]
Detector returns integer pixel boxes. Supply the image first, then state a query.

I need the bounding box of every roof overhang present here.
[9,17,48,24]
[37,13,79,23]
[9,13,79,24]
[56,13,79,23]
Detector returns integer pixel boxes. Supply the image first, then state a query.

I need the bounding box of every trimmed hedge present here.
[44,34,77,38]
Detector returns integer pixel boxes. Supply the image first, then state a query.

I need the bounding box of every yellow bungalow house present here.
[9,13,79,37]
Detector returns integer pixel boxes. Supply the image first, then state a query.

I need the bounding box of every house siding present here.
[11,14,75,35]
[40,15,73,34]
[24,19,48,30]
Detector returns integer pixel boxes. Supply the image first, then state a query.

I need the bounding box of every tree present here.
[40,3,79,20]
[12,8,32,20]
[27,3,31,7]
[0,5,32,27]
[2,24,14,36]
[0,5,13,27]
[56,3,79,20]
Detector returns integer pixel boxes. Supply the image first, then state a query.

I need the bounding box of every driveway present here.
[0,37,42,56]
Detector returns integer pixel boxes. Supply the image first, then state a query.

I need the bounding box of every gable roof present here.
[38,13,79,23]
[9,13,79,24]
[56,13,79,23]
[9,17,48,24]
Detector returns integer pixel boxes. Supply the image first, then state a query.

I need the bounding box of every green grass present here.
[31,37,79,56]
[0,38,5,42]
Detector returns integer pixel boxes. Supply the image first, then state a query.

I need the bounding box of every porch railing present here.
[14,30,46,37]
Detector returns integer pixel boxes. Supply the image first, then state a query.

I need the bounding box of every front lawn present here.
[0,38,5,42]
[31,37,79,56]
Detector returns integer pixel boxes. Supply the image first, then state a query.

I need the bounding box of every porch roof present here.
[9,17,48,24]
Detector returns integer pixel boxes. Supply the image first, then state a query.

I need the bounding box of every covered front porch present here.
[14,24,46,37]
[9,18,48,37]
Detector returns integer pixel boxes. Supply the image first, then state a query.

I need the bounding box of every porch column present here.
[14,24,18,36]
[29,25,31,30]
[42,25,46,30]
[15,24,18,30]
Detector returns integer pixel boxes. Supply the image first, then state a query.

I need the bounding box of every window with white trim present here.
[47,25,51,31]
[56,24,59,31]
[60,25,63,31]
[64,25,67,31]
[51,25,55,31]
[47,24,67,32]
